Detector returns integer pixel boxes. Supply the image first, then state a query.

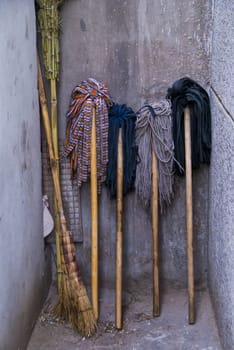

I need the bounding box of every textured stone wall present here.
[43,0,212,288]
[209,1,234,349]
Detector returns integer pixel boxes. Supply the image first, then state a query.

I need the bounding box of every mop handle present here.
[184,107,195,324]
[152,149,159,317]
[91,106,98,320]
[116,127,123,329]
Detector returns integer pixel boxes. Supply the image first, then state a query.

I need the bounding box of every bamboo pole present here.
[51,79,58,158]
[50,77,62,297]
[37,0,62,300]
[151,149,160,317]
[184,107,195,324]
[38,61,68,232]
[116,128,123,330]
[90,107,99,320]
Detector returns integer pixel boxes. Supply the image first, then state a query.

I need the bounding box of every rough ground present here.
[27,281,222,350]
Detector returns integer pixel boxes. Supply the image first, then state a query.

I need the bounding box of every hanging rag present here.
[42,195,54,238]
[135,99,174,211]
[62,78,112,191]
[167,77,211,175]
[105,103,138,197]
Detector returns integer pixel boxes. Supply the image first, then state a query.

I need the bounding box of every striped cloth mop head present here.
[62,78,112,191]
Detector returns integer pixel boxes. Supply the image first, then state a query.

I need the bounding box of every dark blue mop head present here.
[167,77,211,175]
[106,103,138,197]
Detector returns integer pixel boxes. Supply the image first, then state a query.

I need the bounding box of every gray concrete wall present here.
[0,1,50,349]
[209,1,234,349]
[55,0,212,289]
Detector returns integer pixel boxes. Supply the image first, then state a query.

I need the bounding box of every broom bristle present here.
[54,272,96,336]
[70,291,97,336]
[53,254,73,320]
[53,231,97,336]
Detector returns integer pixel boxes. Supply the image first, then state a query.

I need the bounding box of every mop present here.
[62,78,111,320]
[136,99,175,316]
[106,103,138,329]
[167,77,211,324]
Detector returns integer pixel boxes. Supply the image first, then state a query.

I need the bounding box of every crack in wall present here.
[210,86,234,123]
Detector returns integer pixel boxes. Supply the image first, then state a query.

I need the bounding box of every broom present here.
[167,77,211,324]
[37,0,63,302]
[38,58,96,336]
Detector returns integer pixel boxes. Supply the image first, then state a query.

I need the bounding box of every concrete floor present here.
[27,281,222,350]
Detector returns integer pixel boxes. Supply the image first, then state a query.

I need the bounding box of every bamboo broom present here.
[90,107,99,320]
[37,0,62,297]
[184,107,195,324]
[38,59,96,336]
[151,149,159,317]
[116,127,123,330]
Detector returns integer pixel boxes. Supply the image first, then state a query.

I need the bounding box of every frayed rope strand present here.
[135,99,175,211]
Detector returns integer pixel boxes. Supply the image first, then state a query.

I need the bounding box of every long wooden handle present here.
[51,76,62,297]
[152,149,159,317]
[91,106,98,320]
[184,107,195,324]
[38,59,67,235]
[116,128,123,330]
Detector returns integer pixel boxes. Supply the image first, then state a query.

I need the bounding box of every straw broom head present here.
[57,231,97,336]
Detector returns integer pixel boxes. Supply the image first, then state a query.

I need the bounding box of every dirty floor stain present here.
[27,281,222,350]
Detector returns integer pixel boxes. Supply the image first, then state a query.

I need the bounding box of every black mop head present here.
[106,103,138,197]
[167,77,211,175]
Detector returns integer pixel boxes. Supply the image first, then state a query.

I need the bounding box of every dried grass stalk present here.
[38,58,96,336]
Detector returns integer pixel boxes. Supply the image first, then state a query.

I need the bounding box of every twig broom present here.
[37,0,63,298]
[38,58,96,336]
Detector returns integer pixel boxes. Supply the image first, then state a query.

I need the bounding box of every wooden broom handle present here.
[37,59,67,235]
[152,149,159,317]
[91,106,98,320]
[116,127,123,329]
[184,107,195,324]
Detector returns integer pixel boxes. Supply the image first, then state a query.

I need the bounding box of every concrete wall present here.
[0,1,49,349]
[55,0,212,289]
[209,1,234,349]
